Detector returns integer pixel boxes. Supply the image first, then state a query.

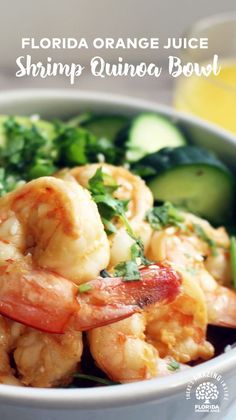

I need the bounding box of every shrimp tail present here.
[0,259,77,334]
[0,260,181,334]
[74,264,182,331]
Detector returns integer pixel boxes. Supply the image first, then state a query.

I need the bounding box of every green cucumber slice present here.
[142,146,235,224]
[124,113,186,162]
[140,146,230,174]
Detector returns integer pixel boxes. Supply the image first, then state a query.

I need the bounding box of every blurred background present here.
[0,0,235,106]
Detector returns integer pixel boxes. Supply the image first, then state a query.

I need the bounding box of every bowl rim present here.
[0,348,236,409]
[0,89,235,409]
[0,88,236,145]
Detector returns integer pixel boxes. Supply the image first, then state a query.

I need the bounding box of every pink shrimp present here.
[0,259,182,334]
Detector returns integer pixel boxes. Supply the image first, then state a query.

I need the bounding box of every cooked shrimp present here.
[89,313,160,382]
[0,316,24,386]
[69,164,153,225]
[0,176,110,284]
[0,256,181,334]
[14,329,83,387]
[0,314,82,388]
[184,212,232,287]
[58,164,153,267]
[146,274,214,363]
[0,177,181,334]
[148,212,236,327]
[0,262,181,387]
[89,314,189,383]
[192,268,236,328]
[88,273,213,382]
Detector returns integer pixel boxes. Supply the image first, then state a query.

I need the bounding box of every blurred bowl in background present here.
[174,13,236,134]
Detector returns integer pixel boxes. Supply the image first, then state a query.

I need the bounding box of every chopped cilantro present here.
[145,202,184,231]
[0,115,126,197]
[0,168,25,196]
[114,239,151,281]
[0,117,57,194]
[146,203,219,257]
[55,125,95,166]
[167,359,180,371]
[114,260,140,281]
[130,240,151,266]
[88,168,151,280]
[78,283,93,293]
[88,167,129,235]
[55,123,121,166]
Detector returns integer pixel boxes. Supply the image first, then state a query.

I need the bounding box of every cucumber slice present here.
[142,146,235,224]
[123,113,186,162]
[0,115,56,147]
[82,115,128,142]
[140,146,229,174]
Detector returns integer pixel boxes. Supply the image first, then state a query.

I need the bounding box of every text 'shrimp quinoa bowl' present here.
[15,36,221,85]
[0,90,235,420]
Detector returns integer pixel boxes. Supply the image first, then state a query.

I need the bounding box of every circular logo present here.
[185,371,229,413]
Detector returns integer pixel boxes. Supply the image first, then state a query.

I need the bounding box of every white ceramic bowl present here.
[0,90,235,420]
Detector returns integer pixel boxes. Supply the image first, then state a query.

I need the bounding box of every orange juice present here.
[174,61,236,134]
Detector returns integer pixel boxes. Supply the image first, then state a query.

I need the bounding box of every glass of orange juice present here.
[174,13,236,134]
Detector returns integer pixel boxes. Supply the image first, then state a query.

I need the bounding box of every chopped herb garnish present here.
[0,117,57,194]
[230,236,236,290]
[130,239,151,266]
[78,283,93,293]
[0,114,128,197]
[88,168,131,236]
[55,122,122,167]
[114,260,140,281]
[88,167,129,235]
[167,359,180,371]
[73,373,119,386]
[114,241,151,281]
[145,202,185,231]
[146,202,219,257]
[55,125,96,166]
[88,168,151,280]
